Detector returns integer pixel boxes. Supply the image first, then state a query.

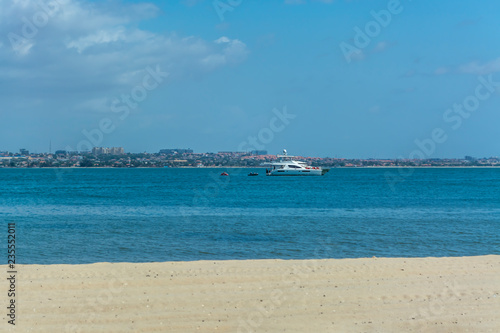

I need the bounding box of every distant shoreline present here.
[2,166,500,169]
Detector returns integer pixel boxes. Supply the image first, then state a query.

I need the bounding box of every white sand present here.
[2,255,500,332]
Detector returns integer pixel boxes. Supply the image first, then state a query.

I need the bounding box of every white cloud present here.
[215,36,231,44]
[221,38,248,63]
[201,54,227,68]
[372,41,396,53]
[432,58,500,77]
[458,58,500,75]
[66,27,127,53]
[0,0,248,113]
[201,38,248,69]
[349,50,365,62]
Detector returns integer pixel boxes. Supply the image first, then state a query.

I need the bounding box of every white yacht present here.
[263,150,329,176]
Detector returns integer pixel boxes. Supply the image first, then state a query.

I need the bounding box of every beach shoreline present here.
[3,255,499,332]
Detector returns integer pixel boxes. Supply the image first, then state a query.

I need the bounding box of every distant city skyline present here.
[2,0,500,158]
[1,145,499,160]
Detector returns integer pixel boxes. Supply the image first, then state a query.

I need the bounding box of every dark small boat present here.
[248,172,258,176]
[221,172,229,176]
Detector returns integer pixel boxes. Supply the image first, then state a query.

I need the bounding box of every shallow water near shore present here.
[1,168,499,264]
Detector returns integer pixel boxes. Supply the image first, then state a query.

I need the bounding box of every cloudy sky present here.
[2,0,500,158]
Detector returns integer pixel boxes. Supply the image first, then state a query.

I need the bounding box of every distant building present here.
[92,147,108,155]
[20,149,29,156]
[159,148,193,155]
[92,147,124,155]
[218,151,245,155]
[55,150,67,156]
[465,156,476,161]
[109,147,124,155]
[251,150,268,156]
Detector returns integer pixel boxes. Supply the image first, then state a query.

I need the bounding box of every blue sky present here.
[1,0,500,158]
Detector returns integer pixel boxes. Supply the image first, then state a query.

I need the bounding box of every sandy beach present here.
[3,256,499,332]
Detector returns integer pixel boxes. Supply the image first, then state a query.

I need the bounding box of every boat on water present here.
[263,150,329,176]
[220,171,229,176]
[248,172,258,176]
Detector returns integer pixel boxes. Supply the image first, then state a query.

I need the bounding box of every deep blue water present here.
[1,168,499,264]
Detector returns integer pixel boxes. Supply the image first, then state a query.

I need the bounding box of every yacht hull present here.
[267,169,329,176]
[263,150,330,176]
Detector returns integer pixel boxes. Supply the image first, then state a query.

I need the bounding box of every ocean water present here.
[1,168,499,264]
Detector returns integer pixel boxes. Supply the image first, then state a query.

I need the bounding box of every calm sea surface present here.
[1,168,499,264]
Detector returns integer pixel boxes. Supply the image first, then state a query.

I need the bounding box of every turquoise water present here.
[1,168,499,264]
